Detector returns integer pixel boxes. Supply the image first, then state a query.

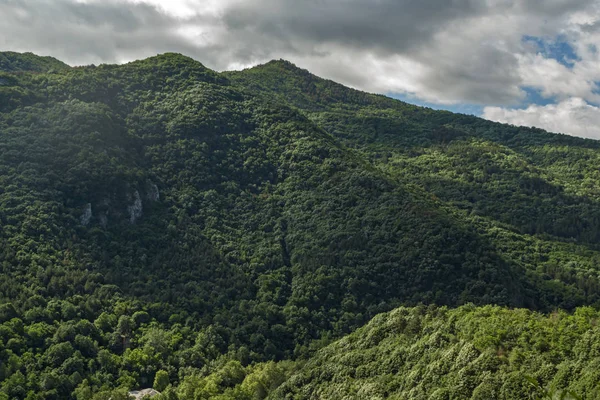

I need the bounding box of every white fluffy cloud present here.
[483,98,600,139]
[3,0,600,137]
[517,53,600,103]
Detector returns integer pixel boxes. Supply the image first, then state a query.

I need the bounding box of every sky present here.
[2,0,600,139]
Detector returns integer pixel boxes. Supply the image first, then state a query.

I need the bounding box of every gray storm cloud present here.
[222,0,487,54]
[0,0,209,64]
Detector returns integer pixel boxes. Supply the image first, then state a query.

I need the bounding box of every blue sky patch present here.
[386,36,583,117]
[521,86,555,107]
[389,87,560,117]
[387,92,484,116]
[589,81,600,107]
[522,35,579,68]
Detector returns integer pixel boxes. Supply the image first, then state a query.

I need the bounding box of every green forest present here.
[1,51,600,399]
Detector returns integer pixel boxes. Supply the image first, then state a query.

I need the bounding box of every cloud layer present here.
[2,0,600,137]
[484,98,600,139]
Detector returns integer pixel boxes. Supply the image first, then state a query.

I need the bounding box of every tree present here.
[153,370,169,392]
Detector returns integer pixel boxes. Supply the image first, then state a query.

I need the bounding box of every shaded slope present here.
[225,60,600,244]
[227,60,600,309]
[0,54,529,327]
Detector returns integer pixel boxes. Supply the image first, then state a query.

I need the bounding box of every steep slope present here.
[2,52,600,398]
[0,53,555,398]
[226,60,600,309]
[226,60,600,243]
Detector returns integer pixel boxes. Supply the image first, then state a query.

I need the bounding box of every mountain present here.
[227,59,600,245]
[272,304,600,399]
[0,52,599,399]
[227,60,600,307]
[178,304,600,399]
[0,52,70,73]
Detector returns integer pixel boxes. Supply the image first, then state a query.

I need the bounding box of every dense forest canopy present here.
[0,51,599,399]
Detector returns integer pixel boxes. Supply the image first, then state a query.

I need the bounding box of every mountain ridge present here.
[1,51,600,399]
[0,51,70,73]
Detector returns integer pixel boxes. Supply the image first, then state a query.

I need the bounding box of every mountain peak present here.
[225,57,406,111]
[0,51,70,73]
[263,58,304,70]
[126,52,209,70]
[238,58,313,78]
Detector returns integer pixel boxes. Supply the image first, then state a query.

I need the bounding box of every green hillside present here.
[226,60,600,243]
[227,61,600,309]
[170,305,599,399]
[0,52,70,73]
[0,53,599,399]
[272,304,600,399]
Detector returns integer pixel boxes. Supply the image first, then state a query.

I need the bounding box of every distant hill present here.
[0,52,599,398]
[0,51,70,73]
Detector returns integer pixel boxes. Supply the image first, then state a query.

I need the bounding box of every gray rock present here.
[147,181,160,201]
[98,212,108,228]
[127,190,143,224]
[128,388,160,400]
[80,203,92,226]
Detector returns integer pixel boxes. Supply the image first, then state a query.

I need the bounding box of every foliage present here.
[1,52,600,398]
[270,305,600,399]
[227,59,600,310]
[0,52,70,73]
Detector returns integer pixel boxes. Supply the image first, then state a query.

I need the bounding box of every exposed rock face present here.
[147,181,160,201]
[98,212,108,228]
[99,198,110,227]
[127,190,143,224]
[79,203,92,226]
[79,190,149,227]
[128,389,160,399]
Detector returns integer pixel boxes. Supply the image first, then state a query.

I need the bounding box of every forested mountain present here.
[271,304,600,399]
[0,52,70,73]
[227,60,600,309]
[0,51,599,399]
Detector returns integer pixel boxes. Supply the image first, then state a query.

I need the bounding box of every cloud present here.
[483,98,600,139]
[221,0,488,55]
[0,0,218,65]
[214,0,600,105]
[208,0,599,105]
[516,53,600,103]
